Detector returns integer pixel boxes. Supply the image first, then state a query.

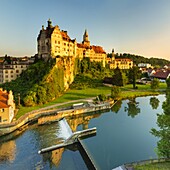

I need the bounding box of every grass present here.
[16,83,167,119]
[134,161,170,170]
[122,83,167,90]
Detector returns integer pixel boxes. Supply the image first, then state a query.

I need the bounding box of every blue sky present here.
[0,0,170,60]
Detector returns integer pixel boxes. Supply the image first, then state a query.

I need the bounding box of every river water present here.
[0,95,165,170]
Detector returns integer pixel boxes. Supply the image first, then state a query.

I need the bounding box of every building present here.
[37,19,106,67]
[138,63,152,68]
[0,56,34,84]
[0,89,15,124]
[151,69,170,81]
[106,49,133,69]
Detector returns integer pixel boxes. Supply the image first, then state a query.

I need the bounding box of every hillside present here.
[0,59,65,106]
[108,53,170,67]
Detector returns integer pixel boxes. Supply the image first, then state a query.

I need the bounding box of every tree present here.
[112,67,124,86]
[151,79,170,158]
[151,78,160,89]
[150,97,160,110]
[166,77,170,89]
[128,66,141,89]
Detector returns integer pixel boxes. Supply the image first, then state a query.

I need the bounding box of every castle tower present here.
[112,48,115,61]
[47,18,53,28]
[82,29,90,47]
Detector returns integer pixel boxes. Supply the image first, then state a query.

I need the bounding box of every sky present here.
[0,0,170,60]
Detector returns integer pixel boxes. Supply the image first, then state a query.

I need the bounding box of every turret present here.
[47,19,53,28]
[82,29,90,47]
[112,48,115,61]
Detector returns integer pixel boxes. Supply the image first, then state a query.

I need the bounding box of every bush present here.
[111,86,121,99]
[151,78,160,89]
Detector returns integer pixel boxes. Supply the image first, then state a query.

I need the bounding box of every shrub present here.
[111,86,121,99]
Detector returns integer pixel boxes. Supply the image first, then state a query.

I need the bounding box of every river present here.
[0,94,165,170]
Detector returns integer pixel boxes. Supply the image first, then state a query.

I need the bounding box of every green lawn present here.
[134,161,170,170]
[16,83,167,119]
[123,83,167,90]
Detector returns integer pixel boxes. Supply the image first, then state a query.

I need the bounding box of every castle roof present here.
[91,45,106,54]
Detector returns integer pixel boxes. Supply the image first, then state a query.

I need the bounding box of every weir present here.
[38,118,97,169]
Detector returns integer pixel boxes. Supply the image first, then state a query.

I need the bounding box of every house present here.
[0,56,34,84]
[151,69,170,81]
[106,49,133,69]
[0,89,15,124]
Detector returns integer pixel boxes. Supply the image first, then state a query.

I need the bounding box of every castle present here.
[37,19,106,67]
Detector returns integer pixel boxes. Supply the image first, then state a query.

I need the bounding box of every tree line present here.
[107,53,170,67]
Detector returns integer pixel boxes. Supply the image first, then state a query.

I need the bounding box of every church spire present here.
[82,29,90,47]
[83,29,89,42]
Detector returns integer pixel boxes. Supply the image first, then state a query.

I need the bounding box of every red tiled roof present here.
[0,90,8,108]
[153,70,170,79]
[77,43,90,49]
[91,45,106,54]
[61,31,71,41]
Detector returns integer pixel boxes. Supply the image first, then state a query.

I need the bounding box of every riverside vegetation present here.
[0,57,168,118]
[0,56,169,169]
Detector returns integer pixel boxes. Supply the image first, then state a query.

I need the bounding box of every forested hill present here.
[0,59,65,106]
[107,53,170,67]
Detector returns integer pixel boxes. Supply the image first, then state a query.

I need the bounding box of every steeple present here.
[83,29,89,42]
[112,48,115,61]
[82,29,90,47]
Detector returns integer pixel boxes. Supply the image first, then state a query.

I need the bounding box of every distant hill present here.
[108,53,170,67]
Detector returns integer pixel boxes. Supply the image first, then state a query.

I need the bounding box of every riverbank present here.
[0,100,113,136]
[125,158,170,170]
[16,85,164,119]
[0,84,165,136]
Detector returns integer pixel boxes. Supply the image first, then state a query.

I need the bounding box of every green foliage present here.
[112,67,124,86]
[0,59,65,106]
[150,97,160,110]
[98,94,107,101]
[108,53,170,67]
[151,89,170,158]
[111,86,121,99]
[71,57,112,89]
[151,78,160,89]
[166,77,170,89]
[128,66,141,89]
[124,98,140,118]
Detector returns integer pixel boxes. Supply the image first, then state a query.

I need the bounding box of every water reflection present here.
[149,97,160,110]
[111,100,122,113]
[0,95,165,169]
[0,140,16,163]
[124,98,140,118]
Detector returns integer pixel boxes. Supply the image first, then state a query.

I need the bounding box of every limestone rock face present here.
[55,56,75,90]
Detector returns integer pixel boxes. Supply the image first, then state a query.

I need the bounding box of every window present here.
[0,116,1,122]
[1,109,4,112]
[16,70,19,73]
[5,75,8,78]
[5,70,8,73]
[11,70,13,73]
